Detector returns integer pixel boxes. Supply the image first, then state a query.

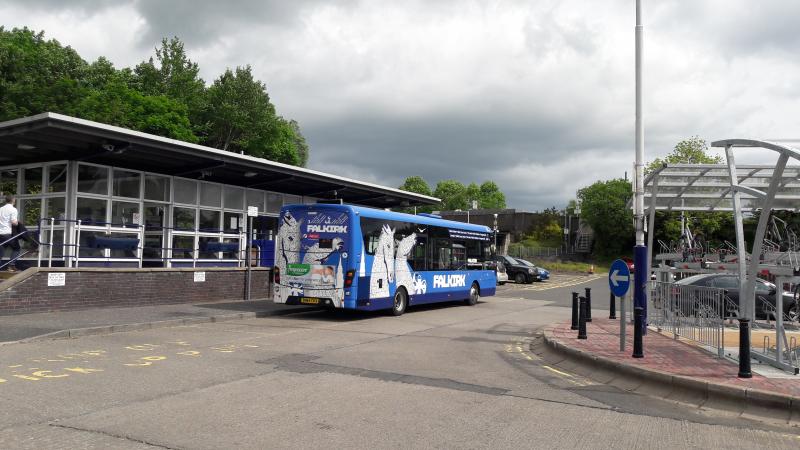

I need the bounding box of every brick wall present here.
[0,268,271,316]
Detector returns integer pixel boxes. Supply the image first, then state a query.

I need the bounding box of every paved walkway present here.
[548,318,800,398]
[0,300,313,343]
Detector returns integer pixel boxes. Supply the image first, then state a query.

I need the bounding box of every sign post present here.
[609,259,631,351]
[245,206,258,301]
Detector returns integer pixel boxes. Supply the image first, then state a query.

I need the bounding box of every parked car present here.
[674,273,799,321]
[512,257,550,281]
[495,255,540,284]
[496,260,508,285]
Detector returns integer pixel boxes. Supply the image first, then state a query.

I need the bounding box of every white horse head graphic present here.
[376,224,395,283]
[395,233,417,261]
[277,211,302,265]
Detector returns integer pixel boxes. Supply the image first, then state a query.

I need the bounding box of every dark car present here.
[675,273,799,321]
[512,257,550,281]
[495,255,540,284]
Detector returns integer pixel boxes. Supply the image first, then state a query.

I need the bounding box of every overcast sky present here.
[2,0,798,210]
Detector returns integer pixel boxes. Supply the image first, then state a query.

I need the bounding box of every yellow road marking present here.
[64,367,103,374]
[542,365,575,378]
[32,370,69,379]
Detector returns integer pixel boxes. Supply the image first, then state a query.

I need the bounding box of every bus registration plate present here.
[300,297,320,305]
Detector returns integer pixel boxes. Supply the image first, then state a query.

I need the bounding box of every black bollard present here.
[578,296,588,339]
[738,318,752,378]
[571,292,579,330]
[632,306,644,358]
[609,291,617,319]
[585,287,592,322]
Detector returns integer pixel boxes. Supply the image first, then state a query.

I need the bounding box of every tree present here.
[646,136,721,173]
[76,81,197,142]
[398,176,434,213]
[434,180,468,211]
[578,178,634,257]
[478,181,506,209]
[289,119,309,167]
[205,66,273,149]
[132,37,206,134]
[0,27,88,121]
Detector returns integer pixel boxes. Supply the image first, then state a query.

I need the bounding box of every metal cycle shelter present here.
[644,139,800,373]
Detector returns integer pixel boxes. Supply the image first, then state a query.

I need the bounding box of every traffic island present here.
[543,318,800,426]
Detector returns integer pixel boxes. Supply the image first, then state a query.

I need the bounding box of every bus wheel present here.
[391,288,408,316]
[465,283,480,306]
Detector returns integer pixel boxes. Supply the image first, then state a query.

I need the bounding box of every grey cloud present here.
[132,0,332,47]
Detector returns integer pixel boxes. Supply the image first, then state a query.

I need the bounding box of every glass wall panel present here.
[222,238,240,259]
[174,178,197,205]
[198,236,220,259]
[144,175,170,201]
[109,233,139,258]
[143,235,163,259]
[46,230,65,259]
[0,169,18,196]
[283,194,301,205]
[46,197,66,223]
[198,209,221,231]
[111,201,140,228]
[173,207,196,231]
[171,235,195,259]
[246,190,265,212]
[113,169,141,198]
[143,204,166,229]
[200,183,222,207]
[21,167,43,195]
[224,211,242,233]
[47,164,67,193]
[77,165,109,195]
[76,197,108,225]
[78,231,105,257]
[266,192,282,213]
[17,198,41,226]
[224,186,244,210]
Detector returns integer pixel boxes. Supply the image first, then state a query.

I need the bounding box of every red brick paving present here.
[548,318,800,398]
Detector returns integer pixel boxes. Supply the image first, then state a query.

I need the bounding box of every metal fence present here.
[649,281,732,357]
[508,246,564,259]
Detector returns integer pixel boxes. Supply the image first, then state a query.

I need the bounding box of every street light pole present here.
[633,0,648,333]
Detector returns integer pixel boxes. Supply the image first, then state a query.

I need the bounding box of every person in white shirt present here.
[0,195,20,271]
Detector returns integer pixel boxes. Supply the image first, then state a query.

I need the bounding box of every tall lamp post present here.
[633,0,648,335]
[493,213,499,254]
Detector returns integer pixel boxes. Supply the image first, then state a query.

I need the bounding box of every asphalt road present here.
[0,274,797,449]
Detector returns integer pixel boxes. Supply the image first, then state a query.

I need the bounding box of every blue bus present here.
[273,203,496,315]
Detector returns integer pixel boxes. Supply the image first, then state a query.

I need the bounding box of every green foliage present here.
[398,176,434,213]
[646,136,721,174]
[0,27,88,120]
[0,28,309,166]
[132,37,207,137]
[289,119,309,167]
[76,81,197,142]
[398,176,508,214]
[433,179,469,211]
[578,178,634,257]
[479,181,506,209]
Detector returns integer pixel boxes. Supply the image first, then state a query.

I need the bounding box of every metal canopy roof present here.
[0,112,440,208]
[644,163,800,212]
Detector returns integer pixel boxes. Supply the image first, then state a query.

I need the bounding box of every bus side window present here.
[410,236,427,271]
[452,242,466,270]
[430,238,451,271]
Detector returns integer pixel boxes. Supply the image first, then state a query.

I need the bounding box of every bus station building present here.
[0,112,438,314]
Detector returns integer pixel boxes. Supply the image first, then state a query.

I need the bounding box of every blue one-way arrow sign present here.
[609,259,631,297]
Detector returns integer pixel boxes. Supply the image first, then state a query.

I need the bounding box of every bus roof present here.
[282,203,492,233]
